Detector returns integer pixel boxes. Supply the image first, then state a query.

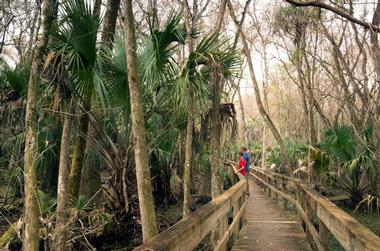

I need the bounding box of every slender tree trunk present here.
[262,125,266,168]
[68,109,89,200]
[26,3,41,62]
[210,72,222,199]
[237,86,248,146]
[53,100,72,251]
[261,43,270,168]
[23,0,57,250]
[228,0,290,166]
[93,0,102,22]
[370,0,380,192]
[231,1,250,147]
[123,0,158,241]
[182,0,194,218]
[79,119,101,198]
[101,0,121,44]
[210,0,227,201]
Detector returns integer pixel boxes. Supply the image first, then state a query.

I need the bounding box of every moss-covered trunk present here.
[23,0,57,250]
[68,108,89,200]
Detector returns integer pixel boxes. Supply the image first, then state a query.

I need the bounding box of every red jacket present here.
[239,157,246,176]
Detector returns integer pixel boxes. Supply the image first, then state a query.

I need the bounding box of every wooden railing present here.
[251,167,380,251]
[134,163,247,251]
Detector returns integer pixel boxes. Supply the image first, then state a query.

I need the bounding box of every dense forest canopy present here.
[0,0,380,250]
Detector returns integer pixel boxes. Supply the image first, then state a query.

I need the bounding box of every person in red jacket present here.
[236,152,246,176]
[236,151,250,196]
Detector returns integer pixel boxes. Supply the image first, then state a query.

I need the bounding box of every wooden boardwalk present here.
[232,178,311,251]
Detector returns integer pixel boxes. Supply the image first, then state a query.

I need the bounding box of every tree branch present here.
[284,0,380,32]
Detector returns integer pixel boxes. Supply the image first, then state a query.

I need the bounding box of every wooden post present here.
[274,179,278,202]
[282,180,288,210]
[232,200,240,239]
[263,175,267,192]
[304,200,313,246]
[218,215,228,251]
[267,177,272,198]
[318,218,328,249]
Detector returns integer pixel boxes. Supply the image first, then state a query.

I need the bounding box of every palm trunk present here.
[80,0,122,199]
[79,118,101,198]
[23,0,57,250]
[68,108,89,200]
[123,0,158,241]
[53,100,72,251]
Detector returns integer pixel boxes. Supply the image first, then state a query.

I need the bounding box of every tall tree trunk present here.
[182,0,194,218]
[23,0,57,250]
[261,43,270,167]
[210,72,222,199]
[237,86,248,146]
[26,2,41,62]
[231,0,251,148]
[123,0,158,241]
[370,0,380,192]
[101,0,121,44]
[53,100,72,251]
[93,0,102,22]
[68,109,89,200]
[227,0,290,166]
[79,119,101,198]
[262,125,266,168]
[210,0,227,201]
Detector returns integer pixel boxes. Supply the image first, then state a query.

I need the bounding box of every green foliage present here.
[0,60,29,97]
[309,146,330,176]
[51,0,102,104]
[319,123,378,206]
[37,189,57,214]
[267,140,307,165]
[74,195,90,212]
[322,124,357,162]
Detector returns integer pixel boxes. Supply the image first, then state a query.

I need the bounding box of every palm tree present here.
[321,124,377,206]
[51,0,103,200]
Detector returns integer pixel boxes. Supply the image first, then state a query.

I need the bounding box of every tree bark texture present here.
[53,101,72,251]
[68,109,89,200]
[23,0,57,250]
[182,0,195,218]
[101,0,121,44]
[123,0,158,241]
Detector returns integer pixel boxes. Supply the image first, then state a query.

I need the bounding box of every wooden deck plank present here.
[232,179,311,251]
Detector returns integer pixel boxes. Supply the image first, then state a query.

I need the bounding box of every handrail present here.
[133,163,247,251]
[251,167,380,251]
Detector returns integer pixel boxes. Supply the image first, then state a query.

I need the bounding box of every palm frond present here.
[322,123,357,162]
[51,0,101,102]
